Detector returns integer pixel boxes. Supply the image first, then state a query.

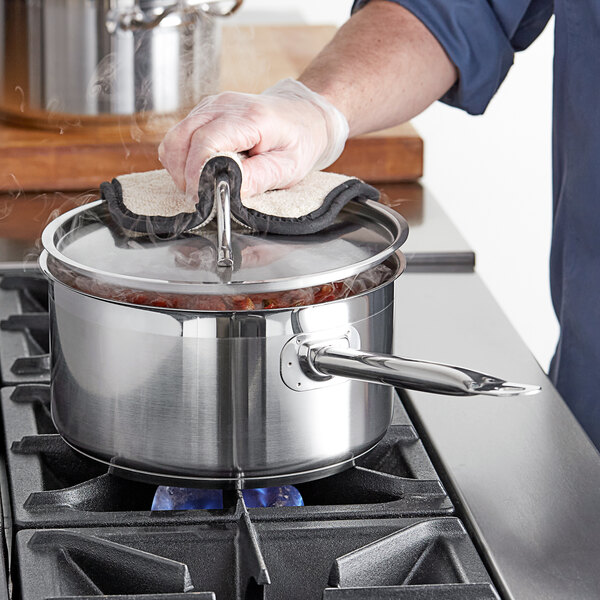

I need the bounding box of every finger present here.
[183,117,261,198]
[159,91,257,189]
[240,151,300,198]
[158,111,216,190]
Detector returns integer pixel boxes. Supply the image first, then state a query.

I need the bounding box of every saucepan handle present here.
[105,0,242,34]
[106,3,197,33]
[216,177,234,268]
[200,0,244,17]
[306,346,540,397]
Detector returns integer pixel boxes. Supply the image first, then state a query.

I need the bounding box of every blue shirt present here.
[353,0,600,447]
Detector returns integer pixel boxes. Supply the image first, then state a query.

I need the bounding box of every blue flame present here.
[151,485,304,511]
[242,485,304,508]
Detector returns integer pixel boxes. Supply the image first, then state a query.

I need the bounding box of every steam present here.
[18,190,98,268]
[0,202,12,221]
[14,86,25,113]
[8,174,21,197]
[0,4,228,279]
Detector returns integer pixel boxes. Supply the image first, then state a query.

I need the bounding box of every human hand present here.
[158,79,349,201]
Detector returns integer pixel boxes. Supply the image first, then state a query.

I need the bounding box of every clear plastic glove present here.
[158,78,349,200]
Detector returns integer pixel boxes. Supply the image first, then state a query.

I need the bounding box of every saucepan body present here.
[42,253,399,488]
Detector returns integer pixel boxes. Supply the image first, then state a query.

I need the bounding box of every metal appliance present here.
[0,0,242,125]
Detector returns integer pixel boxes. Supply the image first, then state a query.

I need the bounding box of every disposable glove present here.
[158,78,349,200]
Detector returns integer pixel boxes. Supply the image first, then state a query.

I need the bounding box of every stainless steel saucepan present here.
[39,197,539,488]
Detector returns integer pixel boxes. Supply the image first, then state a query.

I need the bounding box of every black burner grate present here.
[0,274,50,385]
[0,506,7,600]
[2,385,453,529]
[16,496,499,600]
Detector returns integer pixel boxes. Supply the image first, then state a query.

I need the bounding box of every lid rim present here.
[41,199,409,295]
[39,249,406,312]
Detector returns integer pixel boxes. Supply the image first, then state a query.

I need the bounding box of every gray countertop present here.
[394,271,600,600]
[397,187,474,270]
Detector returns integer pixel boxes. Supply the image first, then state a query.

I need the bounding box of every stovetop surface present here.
[0,271,501,599]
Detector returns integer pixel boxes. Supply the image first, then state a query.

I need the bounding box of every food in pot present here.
[48,258,393,311]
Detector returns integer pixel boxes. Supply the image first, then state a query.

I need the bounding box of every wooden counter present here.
[0,25,422,193]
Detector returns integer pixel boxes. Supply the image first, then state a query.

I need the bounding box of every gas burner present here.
[152,485,305,510]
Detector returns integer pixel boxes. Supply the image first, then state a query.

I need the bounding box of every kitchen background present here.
[230,1,558,370]
[2,5,598,598]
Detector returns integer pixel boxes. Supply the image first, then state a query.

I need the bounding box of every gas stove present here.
[0,271,501,599]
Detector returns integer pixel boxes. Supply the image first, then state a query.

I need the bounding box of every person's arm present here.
[299,0,457,137]
[159,0,551,199]
[159,1,454,198]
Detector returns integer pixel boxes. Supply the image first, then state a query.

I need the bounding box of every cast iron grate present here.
[2,384,453,529]
[0,274,50,385]
[15,495,498,600]
[0,500,8,600]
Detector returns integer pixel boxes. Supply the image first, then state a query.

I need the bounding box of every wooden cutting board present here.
[0,25,422,193]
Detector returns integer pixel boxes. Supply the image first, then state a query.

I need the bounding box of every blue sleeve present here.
[352,0,553,115]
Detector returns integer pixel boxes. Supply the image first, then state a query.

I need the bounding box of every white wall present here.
[233,2,559,369]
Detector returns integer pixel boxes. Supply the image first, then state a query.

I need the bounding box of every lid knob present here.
[216,178,234,269]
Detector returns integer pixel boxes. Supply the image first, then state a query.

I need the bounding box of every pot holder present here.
[101,153,380,236]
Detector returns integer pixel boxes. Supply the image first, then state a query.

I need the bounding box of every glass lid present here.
[41,199,408,295]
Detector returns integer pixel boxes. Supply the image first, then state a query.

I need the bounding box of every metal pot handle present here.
[200,0,243,17]
[106,0,242,33]
[216,178,234,268]
[302,345,540,397]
